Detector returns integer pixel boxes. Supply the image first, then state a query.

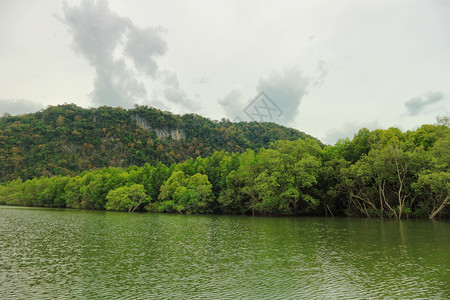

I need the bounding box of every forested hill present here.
[0,104,317,182]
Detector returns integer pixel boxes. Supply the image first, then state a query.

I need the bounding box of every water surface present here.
[0,206,449,299]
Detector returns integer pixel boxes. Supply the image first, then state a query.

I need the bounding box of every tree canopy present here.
[0,104,316,182]
[0,109,448,219]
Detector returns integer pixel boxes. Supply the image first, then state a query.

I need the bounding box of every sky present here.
[1,0,449,144]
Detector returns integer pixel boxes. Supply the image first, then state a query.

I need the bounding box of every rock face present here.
[131,114,151,130]
[153,128,185,140]
[132,114,185,140]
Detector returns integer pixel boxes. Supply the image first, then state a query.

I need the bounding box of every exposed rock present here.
[153,128,185,140]
[131,114,151,130]
[132,114,185,140]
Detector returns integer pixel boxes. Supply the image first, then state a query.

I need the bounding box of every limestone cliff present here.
[131,114,185,140]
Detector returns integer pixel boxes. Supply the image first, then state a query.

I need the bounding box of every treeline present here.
[1,121,448,219]
[0,104,314,182]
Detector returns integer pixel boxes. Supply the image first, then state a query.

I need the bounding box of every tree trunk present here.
[326,204,334,217]
[429,195,449,219]
[293,199,298,216]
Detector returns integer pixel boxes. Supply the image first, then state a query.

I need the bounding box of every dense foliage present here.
[1,119,448,219]
[0,104,314,182]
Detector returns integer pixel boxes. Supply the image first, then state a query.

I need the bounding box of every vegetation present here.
[0,104,315,182]
[0,115,448,219]
[105,184,148,212]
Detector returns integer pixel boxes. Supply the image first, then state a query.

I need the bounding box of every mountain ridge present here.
[0,104,319,182]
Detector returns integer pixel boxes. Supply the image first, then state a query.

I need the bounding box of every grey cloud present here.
[160,70,178,87]
[91,61,147,107]
[164,88,188,105]
[194,77,210,84]
[218,66,312,123]
[124,26,168,77]
[61,1,128,64]
[159,70,200,111]
[218,88,247,121]
[313,60,328,86]
[405,91,444,116]
[0,99,44,116]
[323,121,382,145]
[61,0,167,107]
[256,66,309,124]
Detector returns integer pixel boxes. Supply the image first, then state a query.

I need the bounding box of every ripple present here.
[0,207,449,299]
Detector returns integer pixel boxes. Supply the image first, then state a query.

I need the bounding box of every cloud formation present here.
[0,99,44,116]
[323,121,382,145]
[218,87,245,121]
[256,66,310,124]
[159,70,200,111]
[124,26,168,77]
[313,60,328,87]
[219,66,311,124]
[61,0,167,107]
[405,91,444,116]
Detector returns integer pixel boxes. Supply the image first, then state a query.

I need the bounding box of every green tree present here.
[237,150,260,216]
[413,134,450,219]
[344,129,427,218]
[414,172,449,219]
[254,145,321,215]
[157,171,213,213]
[105,184,148,212]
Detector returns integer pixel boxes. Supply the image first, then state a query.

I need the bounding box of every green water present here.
[0,206,449,299]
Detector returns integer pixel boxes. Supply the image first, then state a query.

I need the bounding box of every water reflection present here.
[0,206,449,299]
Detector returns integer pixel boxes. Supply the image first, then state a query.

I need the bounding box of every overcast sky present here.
[1,0,449,144]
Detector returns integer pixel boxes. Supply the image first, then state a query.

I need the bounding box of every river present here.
[0,206,449,299]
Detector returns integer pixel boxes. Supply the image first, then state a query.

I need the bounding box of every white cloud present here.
[0,99,44,116]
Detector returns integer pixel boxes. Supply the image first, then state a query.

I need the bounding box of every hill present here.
[0,104,318,182]
[0,121,448,219]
